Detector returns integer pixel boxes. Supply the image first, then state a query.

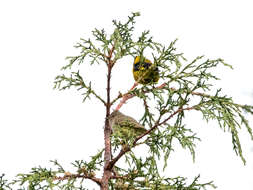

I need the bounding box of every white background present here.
[0,0,253,189]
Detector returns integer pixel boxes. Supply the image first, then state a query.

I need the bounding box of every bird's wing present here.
[123,116,147,131]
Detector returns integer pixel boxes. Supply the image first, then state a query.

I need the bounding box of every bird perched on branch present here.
[108,110,147,144]
[132,56,159,86]
[115,56,160,111]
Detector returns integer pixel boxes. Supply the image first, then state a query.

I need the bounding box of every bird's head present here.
[108,110,122,120]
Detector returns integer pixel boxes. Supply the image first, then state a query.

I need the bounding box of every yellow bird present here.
[132,56,159,85]
[115,56,160,111]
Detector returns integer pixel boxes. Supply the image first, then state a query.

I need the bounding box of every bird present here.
[132,56,159,85]
[108,110,147,144]
[115,56,160,111]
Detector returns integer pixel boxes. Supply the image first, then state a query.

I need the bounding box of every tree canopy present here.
[1,12,253,190]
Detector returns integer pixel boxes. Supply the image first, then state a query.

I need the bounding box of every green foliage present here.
[54,71,106,104]
[3,12,253,190]
[110,151,216,189]
[110,173,216,190]
[9,152,103,190]
[0,174,12,190]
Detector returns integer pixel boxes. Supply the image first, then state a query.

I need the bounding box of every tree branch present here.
[54,72,106,106]
[80,80,106,106]
[107,105,195,170]
[53,172,102,186]
[113,82,249,111]
[113,82,167,110]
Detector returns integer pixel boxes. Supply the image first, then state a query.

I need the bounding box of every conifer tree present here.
[1,12,253,190]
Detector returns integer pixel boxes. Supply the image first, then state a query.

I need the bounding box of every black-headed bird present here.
[132,56,159,85]
[115,56,160,111]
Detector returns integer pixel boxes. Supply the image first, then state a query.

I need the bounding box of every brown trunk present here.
[101,48,114,189]
[101,170,111,190]
[101,119,112,189]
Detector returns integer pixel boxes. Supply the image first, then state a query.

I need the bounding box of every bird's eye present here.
[134,62,140,71]
[143,62,151,69]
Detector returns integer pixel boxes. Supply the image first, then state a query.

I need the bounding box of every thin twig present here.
[79,81,106,106]
[113,82,167,110]
[53,173,102,186]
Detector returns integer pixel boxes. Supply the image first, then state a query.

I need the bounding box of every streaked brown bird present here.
[108,110,147,143]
